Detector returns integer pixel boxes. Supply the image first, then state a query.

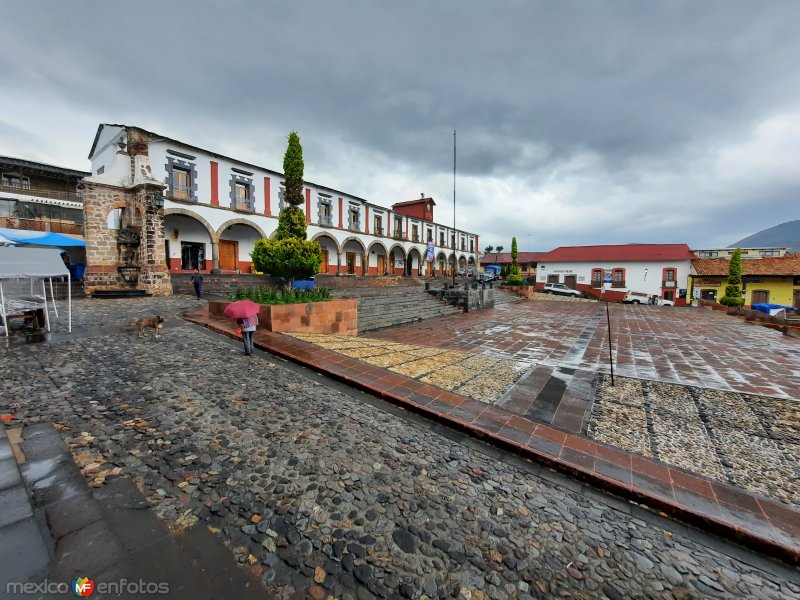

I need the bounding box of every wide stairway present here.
[325,277,462,332]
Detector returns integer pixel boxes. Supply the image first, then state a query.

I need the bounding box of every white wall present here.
[537,260,691,294]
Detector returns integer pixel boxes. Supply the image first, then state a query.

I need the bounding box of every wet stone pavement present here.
[1,298,799,599]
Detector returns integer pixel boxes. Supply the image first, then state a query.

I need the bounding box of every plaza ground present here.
[1,295,799,598]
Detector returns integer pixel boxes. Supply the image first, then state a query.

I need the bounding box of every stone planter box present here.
[502,285,534,299]
[209,299,357,335]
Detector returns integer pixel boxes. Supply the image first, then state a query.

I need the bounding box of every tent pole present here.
[49,277,59,318]
[67,273,72,333]
[0,282,7,338]
[42,279,51,332]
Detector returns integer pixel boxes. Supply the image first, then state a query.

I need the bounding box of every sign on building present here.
[427,241,435,262]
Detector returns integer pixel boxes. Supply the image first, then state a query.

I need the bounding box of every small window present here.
[173,167,191,199]
[374,215,383,235]
[107,208,123,230]
[320,202,332,226]
[412,224,419,242]
[612,268,625,287]
[394,216,403,238]
[469,239,474,252]
[439,232,445,246]
[427,229,433,243]
[349,207,360,230]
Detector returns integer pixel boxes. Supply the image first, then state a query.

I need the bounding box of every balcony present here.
[393,232,404,240]
[0,184,82,204]
[171,187,193,201]
[412,235,420,243]
[319,218,333,227]
[611,281,626,288]
[231,200,254,212]
[0,216,83,235]
[348,223,361,232]
[374,227,383,236]
[662,280,677,288]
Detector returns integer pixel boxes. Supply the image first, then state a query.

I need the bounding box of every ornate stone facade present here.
[82,160,172,296]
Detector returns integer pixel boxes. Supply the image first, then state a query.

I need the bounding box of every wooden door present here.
[319,249,329,274]
[565,275,577,289]
[377,255,385,275]
[219,240,238,271]
[346,252,356,274]
[751,290,769,304]
[793,290,800,309]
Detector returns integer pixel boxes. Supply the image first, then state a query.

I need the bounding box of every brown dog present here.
[135,315,166,338]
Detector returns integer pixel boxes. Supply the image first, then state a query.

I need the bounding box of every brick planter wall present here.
[502,285,534,299]
[209,299,358,335]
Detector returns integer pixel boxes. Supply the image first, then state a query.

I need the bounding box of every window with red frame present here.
[591,268,603,287]
[612,268,625,286]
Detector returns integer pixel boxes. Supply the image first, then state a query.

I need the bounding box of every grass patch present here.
[230,286,332,304]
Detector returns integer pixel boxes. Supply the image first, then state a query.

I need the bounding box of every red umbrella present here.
[223,300,261,319]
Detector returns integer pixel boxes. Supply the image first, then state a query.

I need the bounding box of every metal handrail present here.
[0,185,82,203]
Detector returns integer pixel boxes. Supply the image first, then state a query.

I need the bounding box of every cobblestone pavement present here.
[591,376,800,508]
[1,298,799,599]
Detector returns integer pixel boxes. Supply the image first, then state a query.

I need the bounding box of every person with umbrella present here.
[224,300,261,356]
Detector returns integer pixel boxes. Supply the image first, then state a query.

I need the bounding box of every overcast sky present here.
[2,0,798,251]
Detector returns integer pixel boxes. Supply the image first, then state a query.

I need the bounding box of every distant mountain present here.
[731,220,800,252]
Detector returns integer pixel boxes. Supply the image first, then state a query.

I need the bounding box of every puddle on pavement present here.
[22,457,60,482]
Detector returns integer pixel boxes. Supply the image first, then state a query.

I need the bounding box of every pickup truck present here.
[543,283,583,297]
[623,291,674,306]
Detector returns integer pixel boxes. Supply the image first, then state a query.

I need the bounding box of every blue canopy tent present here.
[0,227,86,247]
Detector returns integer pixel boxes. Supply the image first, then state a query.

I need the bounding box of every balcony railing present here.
[393,232,404,240]
[348,223,361,232]
[662,280,676,288]
[374,227,383,236]
[319,217,333,226]
[611,281,626,288]
[231,200,254,212]
[412,235,419,243]
[0,216,83,235]
[0,185,82,204]
[172,187,192,200]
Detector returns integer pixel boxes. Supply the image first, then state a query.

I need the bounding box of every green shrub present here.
[251,238,322,281]
[230,286,331,304]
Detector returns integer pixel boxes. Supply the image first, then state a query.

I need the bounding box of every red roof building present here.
[536,243,694,305]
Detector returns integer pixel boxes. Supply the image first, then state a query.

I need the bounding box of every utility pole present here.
[452,129,456,286]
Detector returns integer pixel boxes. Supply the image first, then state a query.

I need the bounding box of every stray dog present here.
[135,315,166,338]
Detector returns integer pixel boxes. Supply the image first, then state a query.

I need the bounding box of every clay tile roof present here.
[538,244,694,263]
[692,255,800,276]
[482,252,546,263]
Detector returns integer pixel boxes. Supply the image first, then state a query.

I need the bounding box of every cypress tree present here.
[720,247,744,306]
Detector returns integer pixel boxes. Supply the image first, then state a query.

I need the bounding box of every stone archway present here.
[341,237,368,275]
[163,210,216,272]
[406,248,422,276]
[367,240,389,276]
[217,220,266,273]
[312,233,339,275]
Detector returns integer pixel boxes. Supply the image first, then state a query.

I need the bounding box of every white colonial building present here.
[86,124,479,279]
[535,244,694,306]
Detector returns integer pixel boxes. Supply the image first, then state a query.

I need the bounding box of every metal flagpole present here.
[452,129,456,286]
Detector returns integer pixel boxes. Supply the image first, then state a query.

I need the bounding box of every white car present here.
[543,283,583,297]
[623,291,674,306]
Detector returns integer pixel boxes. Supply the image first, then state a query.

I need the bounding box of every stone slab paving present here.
[1,297,798,598]
[309,299,800,511]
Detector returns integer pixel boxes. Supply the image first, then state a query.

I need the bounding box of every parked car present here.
[623,291,674,306]
[543,283,583,297]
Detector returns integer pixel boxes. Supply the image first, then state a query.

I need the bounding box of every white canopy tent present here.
[0,247,71,337]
